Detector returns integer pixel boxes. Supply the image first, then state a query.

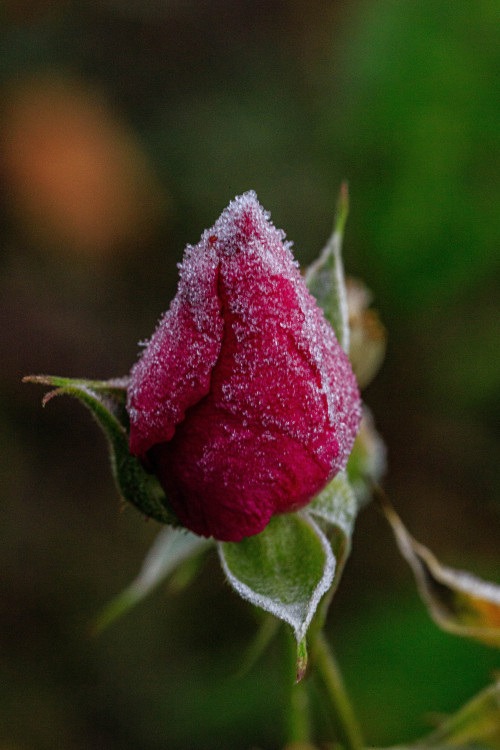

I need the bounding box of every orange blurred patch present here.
[470,596,500,630]
[1,73,168,260]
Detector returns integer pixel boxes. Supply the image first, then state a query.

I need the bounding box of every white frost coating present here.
[127,237,223,453]
[217,515,336,642]
[201,190,288,260]
[294,275,358,469]
[436,567,500,605]
[177,242,220,332]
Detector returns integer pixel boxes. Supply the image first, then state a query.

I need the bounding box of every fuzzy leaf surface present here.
[218,513,335,645]
[307,471,357,539]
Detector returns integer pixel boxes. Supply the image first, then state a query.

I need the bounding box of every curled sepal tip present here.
[295,637,308,684]
[23,374,179,527]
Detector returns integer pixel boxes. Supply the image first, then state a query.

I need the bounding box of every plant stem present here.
[288,677,311,745]
[313,631,364,750]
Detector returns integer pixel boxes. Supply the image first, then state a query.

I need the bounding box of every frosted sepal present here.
[23,374,179,526]
[305,182,350,353]
[218,513,336,679]
[93,526,210,632]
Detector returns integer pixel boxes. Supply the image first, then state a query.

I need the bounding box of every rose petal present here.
[129,192,361,541]
[127,240,223,457]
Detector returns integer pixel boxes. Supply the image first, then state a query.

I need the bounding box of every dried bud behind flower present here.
[346,278,386,389]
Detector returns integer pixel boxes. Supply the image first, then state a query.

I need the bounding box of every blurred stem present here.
[234,614,280,680]
[288,677,312,744]
[312,631,364,750]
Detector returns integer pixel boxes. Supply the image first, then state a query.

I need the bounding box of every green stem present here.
[313,631,364,750]
[288,677,311,745]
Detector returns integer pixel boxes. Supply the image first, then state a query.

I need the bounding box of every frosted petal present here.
[133,192,362,541]
[127,242,223,457]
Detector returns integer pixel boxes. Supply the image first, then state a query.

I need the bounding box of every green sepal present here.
[218,513,336,680]
[23,374,179,526]
[305,181,350,353]
[307,471,357,539]
[92,526,211,634]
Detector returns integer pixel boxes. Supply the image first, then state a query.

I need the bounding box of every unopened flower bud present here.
[127,192,361,541]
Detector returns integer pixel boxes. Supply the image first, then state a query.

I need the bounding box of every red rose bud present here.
[127,192,361,542]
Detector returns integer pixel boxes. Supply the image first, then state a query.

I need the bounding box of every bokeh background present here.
[1,1,499,748]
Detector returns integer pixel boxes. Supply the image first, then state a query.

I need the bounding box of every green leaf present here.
[92,527,211,633]
[305,181,350,353]
[381,495,500,648]
[24,374,178,526]
[218,513,335,647]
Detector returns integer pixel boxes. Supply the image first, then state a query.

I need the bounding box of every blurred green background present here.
[1,1,499,748]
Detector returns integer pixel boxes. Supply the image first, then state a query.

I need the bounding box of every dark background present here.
[1,1,499,748]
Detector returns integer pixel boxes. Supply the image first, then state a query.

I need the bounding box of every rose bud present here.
[127,192,362,542]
